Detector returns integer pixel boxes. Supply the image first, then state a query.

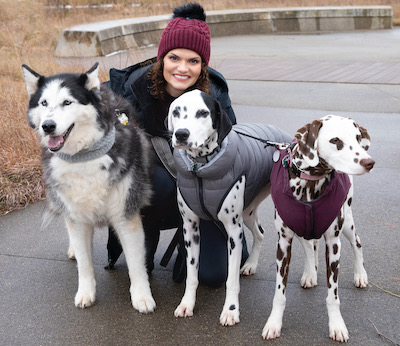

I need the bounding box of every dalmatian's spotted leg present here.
[325,214,349,342]
[272,211,318,289]
[262,212,294,339]
[174,189,201,318]
[217,176,246,326]
[341,181,368,288]
[298,237,319,288]
[240,183,270,276]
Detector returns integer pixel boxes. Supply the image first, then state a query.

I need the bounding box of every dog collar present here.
[55,127,116,163]
[282,143,328,181]
[289,161,327,181]
[188,147,221,171]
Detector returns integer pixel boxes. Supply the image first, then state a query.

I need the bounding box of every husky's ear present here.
[83,62,100,91]
[22,64,42,97]
[295,119,323,167]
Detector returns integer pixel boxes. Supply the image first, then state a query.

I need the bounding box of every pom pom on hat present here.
[157,3,211,65]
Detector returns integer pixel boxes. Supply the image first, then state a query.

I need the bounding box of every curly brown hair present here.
[149,59,210,100]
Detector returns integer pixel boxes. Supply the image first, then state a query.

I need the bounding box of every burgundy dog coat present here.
[270,151,351,240]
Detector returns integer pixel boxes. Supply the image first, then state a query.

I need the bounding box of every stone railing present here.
[55,6,393,57]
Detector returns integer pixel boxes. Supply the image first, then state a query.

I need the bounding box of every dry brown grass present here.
[1,0,399,214]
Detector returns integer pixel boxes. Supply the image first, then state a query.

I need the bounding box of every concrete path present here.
[1,29,400,345]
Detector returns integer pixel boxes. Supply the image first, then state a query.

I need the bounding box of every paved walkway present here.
[218,59,400,84]
[211,29,400,84]
[2,29,400,345]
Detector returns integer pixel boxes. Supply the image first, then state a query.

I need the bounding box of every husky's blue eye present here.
[41,100,47,107]
[63,100,72,106]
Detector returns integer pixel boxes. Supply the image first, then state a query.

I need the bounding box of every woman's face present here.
[163,48,202,97]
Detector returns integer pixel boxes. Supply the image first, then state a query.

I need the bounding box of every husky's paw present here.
[174,303,194,318]
[240,260,257,276]
[262,320,282,339]
[329,320,349,342]
[131,294,156,313]
[75,289,96,308]
[67,245,75,260]
[354,270,368,288]
[300,271,318,288]
[220,307,240,326]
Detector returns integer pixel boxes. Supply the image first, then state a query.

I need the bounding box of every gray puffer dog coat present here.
[174,123,292,221]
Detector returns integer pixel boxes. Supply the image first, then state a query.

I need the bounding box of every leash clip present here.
[270,141,291,150]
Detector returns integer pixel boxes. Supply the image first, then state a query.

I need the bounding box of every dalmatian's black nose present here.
[175,128,190,142]
[42,120,57,134]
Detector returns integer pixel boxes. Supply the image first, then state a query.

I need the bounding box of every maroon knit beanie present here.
[157,3,211,65]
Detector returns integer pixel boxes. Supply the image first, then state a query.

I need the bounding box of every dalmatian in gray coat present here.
[263,115,374,342]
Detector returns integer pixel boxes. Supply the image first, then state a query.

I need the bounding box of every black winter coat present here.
[106,57,236,140]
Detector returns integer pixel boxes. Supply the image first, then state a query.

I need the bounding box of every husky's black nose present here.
[175,128,190,142]
[42,120,56,134]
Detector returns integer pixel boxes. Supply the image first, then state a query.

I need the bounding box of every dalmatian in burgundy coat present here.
[263,115,374,342]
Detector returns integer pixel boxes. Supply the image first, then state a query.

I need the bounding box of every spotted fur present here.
[169,90,270,326]
[263,115,374,342]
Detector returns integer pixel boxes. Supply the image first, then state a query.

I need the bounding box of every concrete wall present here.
[55,6,393,57]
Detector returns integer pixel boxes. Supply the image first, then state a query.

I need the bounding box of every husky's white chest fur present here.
[49,154,133,226]
[49,156,113,223]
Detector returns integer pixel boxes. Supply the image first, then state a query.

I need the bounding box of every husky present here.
[22,63,156,313]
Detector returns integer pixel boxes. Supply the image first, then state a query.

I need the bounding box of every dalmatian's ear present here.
[355,123,371,152]
[295,119,323,167]
[167,107,174,132]
[167,101,180,132]
[212,99,232,145]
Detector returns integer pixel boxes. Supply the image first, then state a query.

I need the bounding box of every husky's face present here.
[22,63,104,155]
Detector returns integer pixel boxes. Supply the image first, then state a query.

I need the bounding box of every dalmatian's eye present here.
[63,100,72,106]
[41,100,48,107]
[329,137,344,150]
[196,109,209,118]
[173,108,181,117]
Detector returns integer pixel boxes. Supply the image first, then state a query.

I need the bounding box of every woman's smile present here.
[174,74,190,80]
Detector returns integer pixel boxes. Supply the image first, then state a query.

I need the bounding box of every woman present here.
[106,3,248,287]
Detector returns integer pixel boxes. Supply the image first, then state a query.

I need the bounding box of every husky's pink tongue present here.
[48,135,64,150]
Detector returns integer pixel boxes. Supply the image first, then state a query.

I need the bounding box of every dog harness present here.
[174,123,292,221]
[270,150,351,240]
